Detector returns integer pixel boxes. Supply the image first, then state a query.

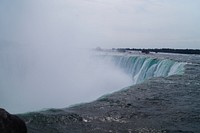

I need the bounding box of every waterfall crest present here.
[106,55,186,84]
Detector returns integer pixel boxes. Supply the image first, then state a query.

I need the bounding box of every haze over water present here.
[0,45,134,113]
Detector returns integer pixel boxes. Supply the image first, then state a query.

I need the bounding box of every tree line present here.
[112,48,200,55]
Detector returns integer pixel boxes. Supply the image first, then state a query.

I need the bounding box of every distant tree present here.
[141,49,150,54]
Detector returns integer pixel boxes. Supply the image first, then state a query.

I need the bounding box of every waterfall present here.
[105,55,186,84]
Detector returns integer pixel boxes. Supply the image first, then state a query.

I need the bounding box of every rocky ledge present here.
[0,108,27,133]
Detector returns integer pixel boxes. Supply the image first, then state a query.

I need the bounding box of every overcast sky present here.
[0,0,200,49]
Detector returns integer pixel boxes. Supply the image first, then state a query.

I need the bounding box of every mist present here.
[0,44,132,113]
[0,0,132,113]
[0,0,200,113]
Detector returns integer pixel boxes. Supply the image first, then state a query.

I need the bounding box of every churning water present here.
[20,51,200,133]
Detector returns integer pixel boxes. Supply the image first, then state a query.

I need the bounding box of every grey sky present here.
[0,0,200,49]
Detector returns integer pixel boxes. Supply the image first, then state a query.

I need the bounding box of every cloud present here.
[0,0,200,48]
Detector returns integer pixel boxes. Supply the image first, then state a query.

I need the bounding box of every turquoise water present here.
[104,55,186,84]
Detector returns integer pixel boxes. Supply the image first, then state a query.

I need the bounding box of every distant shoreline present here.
[110,48,200,55]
